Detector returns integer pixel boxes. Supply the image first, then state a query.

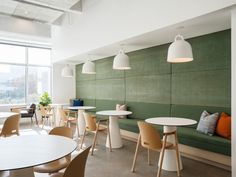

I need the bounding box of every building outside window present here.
[0,43,51,104]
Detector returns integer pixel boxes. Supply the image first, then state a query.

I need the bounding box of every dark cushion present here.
[73,99,84,106]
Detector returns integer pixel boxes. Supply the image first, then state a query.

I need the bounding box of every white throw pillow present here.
[196,110,219,136]
[116,104,127,119]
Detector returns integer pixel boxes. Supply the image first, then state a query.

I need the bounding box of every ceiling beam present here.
[13,0,82,14]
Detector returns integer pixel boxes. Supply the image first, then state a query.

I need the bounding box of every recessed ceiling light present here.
[24,11,29,15]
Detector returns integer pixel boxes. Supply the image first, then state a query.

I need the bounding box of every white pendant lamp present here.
[61,64,73,77]
[113,49,131,70]
[82,60,96,74]
[167,34,193,63]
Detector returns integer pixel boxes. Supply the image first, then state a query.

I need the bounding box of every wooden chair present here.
[80,112,112,155]
[10,108,21,114]
[50,146,91,177]
[34,127,73,174]
[39,105,54,128]
[59,108,79,137]
[131,121,180,177]
[0,114,20,137]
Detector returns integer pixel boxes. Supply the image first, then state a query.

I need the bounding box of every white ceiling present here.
[0,0,80,23]
[64,7,231,64]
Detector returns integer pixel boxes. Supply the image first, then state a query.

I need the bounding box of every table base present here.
[0,168,34,177]
[78,110,86,136]
[158,126,183,171]
[106,116,122,148]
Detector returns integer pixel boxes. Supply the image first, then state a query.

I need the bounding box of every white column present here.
[231,6,236,177]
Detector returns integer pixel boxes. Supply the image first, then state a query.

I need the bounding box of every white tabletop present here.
[67,106,96,110]
[0,112,18,119]
[0,135,77,171]
[96,110,132,116]
[146,117,197,126]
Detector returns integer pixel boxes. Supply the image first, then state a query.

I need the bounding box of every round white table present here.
[0,112,18,119]
[68,106,96,136]
[96,110,132,148]
[0,135,77,177]
[145,117,197,172]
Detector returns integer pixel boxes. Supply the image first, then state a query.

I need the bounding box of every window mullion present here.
[25,47,28,104]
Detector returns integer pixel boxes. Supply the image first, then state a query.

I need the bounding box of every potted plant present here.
[39,92,52,107]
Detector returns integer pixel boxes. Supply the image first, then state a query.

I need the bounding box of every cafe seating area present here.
[0,1,236,177]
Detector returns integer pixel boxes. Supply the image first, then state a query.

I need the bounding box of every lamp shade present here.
[167,35,193,63]
[82,61,96,74]
[113,50,131,70]
[61,64,73,77]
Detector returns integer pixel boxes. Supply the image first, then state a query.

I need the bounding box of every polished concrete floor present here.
[18,121,231,177]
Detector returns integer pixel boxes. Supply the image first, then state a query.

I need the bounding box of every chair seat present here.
[50,172,64,177]
[34,157,69,173]
[67,117,77,122]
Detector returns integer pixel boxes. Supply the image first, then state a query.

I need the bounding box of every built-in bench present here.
[83,99,231,167]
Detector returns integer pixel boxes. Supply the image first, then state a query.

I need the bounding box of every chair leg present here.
[157,134,167,177]
[107,120,112,152]
[80,129,86,149]
[148,148,151,165]
[76,121,80,139]
[42,117,45,129]
[91,126,99,156]
[35,113,38,126]
[131,134,141,172]
[174,131,181,177]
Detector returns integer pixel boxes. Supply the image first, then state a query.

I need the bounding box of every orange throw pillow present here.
[216,112,231,139]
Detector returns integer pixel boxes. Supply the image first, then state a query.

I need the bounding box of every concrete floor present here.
[18,121,231,177]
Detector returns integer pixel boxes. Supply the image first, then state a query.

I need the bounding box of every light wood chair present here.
[80,112,112,155]
[39,105,54,128]
[0,114,20,137]
[50,146,91,177]
[10,108,21,114]
[34,126,73,174]
[131,121,180,177]
[59,108,79,137]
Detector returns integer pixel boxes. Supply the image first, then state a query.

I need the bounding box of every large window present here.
[0,43,51,104]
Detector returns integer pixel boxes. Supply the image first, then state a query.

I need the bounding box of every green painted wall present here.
[76,30,231,116]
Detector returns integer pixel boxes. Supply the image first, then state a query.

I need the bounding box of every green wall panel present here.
[96,99,124,111]
[76,80,96,99]
[172,30,231,73]
[95,57,124,80]
[96,79,125,101]
[172,69,231,107]
[76,30,231,119]
[125,45,171,77]
[76,64,95,81]
[125,74,171,104]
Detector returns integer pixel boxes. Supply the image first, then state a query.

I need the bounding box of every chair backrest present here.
[59,108,69,124]
[28,104,36,114]
[0,114,20,137]
[137,121,162,150]
[49,126,73,139]
[11,108,21,114]
[63,146,91,177]
[83,113,97,131]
